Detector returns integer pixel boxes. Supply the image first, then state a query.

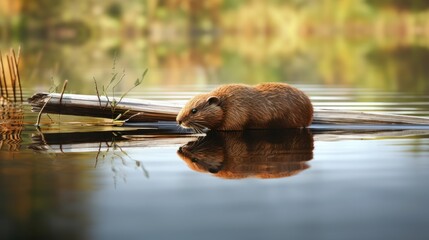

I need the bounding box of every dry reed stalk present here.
[58,79,68,123]
[6,55,16,101]
[0,50,8,98]
[0,55,3,97]
[0,48,23,102]
[12,48,23,101]
[59,80,68,105]
[94,77,102,108]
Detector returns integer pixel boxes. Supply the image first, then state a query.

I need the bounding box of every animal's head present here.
[176,94,223,132]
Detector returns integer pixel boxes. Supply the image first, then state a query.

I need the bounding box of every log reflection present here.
[177,129,314,179]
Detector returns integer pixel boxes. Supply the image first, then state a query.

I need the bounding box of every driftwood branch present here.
[28,93,182,122]
[28,92,429,126]
[312,109,429,125]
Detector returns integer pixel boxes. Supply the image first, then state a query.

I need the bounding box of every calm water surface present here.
[3,2,429,239]
[1,86,429,240]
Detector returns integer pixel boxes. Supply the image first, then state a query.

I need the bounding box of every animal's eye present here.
[191,108,198,114]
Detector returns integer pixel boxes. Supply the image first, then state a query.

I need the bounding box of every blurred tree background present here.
[1,0,429,94]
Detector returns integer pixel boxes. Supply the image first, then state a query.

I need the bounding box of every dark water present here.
[1,86,429,240]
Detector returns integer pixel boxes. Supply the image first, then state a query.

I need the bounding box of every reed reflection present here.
[0,101,24,152]
[29,127,197,185]
[177,129,314,179]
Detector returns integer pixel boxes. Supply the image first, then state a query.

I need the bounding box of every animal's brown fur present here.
[177,129,314,179]
[176,83,313,131]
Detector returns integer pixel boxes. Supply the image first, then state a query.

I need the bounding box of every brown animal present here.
[177,129,314,179]
[176,83,313,131]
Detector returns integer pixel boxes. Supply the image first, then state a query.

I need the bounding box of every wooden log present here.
[28,92,181,122]
[313,109,429,125]
[28,92,429,126]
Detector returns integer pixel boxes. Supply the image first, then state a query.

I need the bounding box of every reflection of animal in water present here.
[177,129,314,179]
[176,83,313,131]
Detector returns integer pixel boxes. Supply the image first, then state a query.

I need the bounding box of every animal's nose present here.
[178,121,182,125]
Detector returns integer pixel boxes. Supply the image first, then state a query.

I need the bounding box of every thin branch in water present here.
[35,126,47,145]
[59,79,68,105]
[115,143,149,178]
[58,79,68,123]
[94,77,102,108]
[46,113,54,123]
[95,142,102,168]
[111,111,142,126]
[124,112,143,122]
[102,85,112,110]
[112,68,126,106]
[116,68,148,109]
[105,54,119,92]
[36,96,52,127]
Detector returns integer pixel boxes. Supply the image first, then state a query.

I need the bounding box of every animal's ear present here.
[207,96,220,106]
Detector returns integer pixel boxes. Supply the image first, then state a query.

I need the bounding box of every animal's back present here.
[254,83,313,128]
[215,83,313,130]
